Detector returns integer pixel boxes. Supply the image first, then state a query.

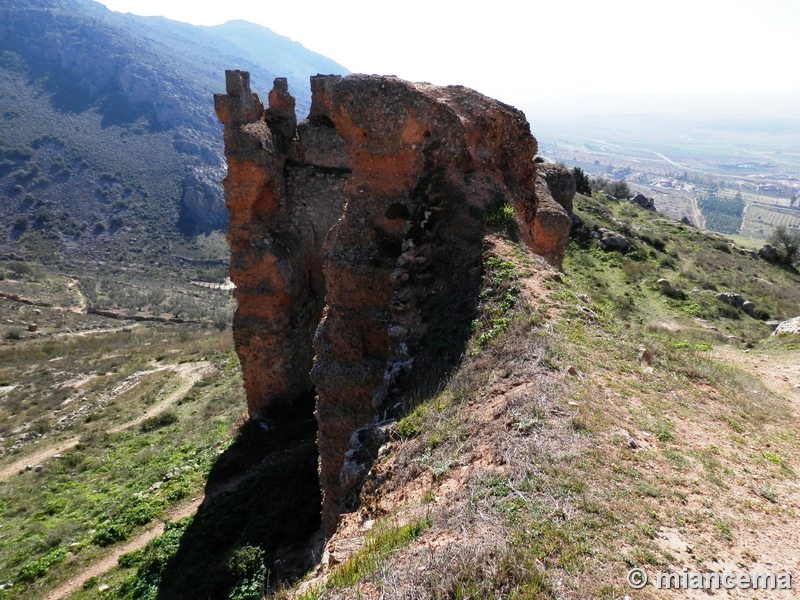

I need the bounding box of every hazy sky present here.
[96,0,800,119]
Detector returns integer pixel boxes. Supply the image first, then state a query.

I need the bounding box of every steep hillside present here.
[1,191,799,599]
[0,0,348,263]
[284,193,800,599]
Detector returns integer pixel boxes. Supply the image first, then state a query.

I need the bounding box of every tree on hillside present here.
[7,261,32,278]
[572,167,591,195]
[767,225,800,267]
[608,179,631,200]
[591,177,632,200]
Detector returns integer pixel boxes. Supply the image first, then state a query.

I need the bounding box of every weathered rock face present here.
[178,168,227,235]
[215,71,570,534]
[759,244,780,263]
[630,192,655,211]
[773,316,800,336]
[591,227,629,252]
[537,163,576,215]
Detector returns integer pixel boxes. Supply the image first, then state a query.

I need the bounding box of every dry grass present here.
[290,208,800,599]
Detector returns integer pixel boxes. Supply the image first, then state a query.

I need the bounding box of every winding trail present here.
[0,437,81,482]
[0,362,208,483]
[43,499,202,600]
[107,361,209,434]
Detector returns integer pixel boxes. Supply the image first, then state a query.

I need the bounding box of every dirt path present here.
[43,498,202,600]
[689,195,706,230]
[0,437,81,482]
[108,362,208,434]
[0,362,208,483]
[51,323,140,339]
[713,345,800,409]
[65,278,88,311]
[645,343,800,599]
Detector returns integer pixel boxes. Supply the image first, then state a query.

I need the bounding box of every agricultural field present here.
[741,203,800,240]
[696,193,745,235]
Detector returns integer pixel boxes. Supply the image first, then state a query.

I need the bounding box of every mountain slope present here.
[283,193,800,599]
[1,192,799,598]
[0,0,348,263]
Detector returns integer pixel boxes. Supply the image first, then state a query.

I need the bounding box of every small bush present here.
[227,546,265,580]
[7,261,32,277]
[93,522,131,547]
[139,410,178,432]
[396,415,421,439]
[13,215,29,231]
[485,201,516,228]
[16,548,67,583]
[83,576,99,590]
[213,310,231,332]
[5,327,24,340]
[226,546,266,600]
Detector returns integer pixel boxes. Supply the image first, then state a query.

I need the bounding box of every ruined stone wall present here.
[215,71,572,534]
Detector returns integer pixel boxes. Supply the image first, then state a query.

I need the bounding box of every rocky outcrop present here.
[657,278,676,297]
[591,227,629,252]
[215,70,570,534]
[630,192,655,211]
[716,292,757,316]
[773,317,800,336]
[758,244,779,263]
[536,163,576,215]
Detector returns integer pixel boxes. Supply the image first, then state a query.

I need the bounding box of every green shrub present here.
[485,200,516,228]
[227,545,265,581]
[93,522,132,547]
[16,548,67,583]
[13,215,28,230]
[396,414,421,439]
[5,327,24,340]
[139,410,178,432]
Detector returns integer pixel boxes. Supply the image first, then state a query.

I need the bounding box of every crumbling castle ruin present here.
[215,71,572,534]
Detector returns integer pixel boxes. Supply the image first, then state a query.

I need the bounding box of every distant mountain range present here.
[0,0,348,264]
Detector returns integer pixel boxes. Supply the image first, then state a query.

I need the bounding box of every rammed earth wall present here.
[215,70,572,533]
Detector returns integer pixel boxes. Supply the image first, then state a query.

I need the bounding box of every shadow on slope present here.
[153,392,321,599]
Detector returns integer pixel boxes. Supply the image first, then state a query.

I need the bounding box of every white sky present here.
[96,0,800,119]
